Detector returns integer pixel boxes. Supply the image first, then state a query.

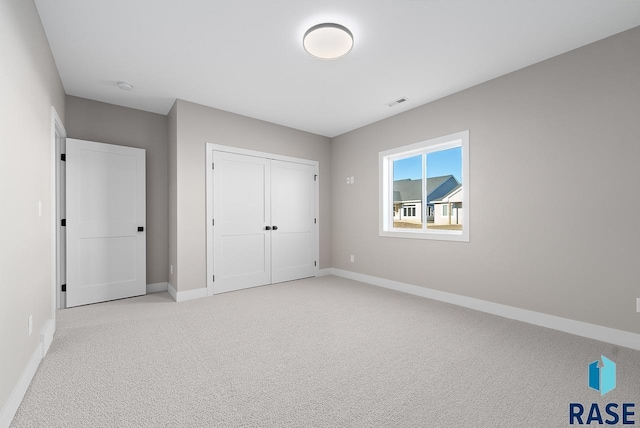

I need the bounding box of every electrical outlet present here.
[350,255,355,263]
[637,298,640,313]
[28,315,33,336]
[170,265,173,275]
[346,176,350,184]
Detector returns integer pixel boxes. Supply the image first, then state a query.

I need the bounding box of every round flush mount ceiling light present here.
[117,81,133,91]
[303,23,353,60]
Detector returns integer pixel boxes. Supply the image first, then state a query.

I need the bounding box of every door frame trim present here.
[51,107,66,314]
[205,143,319,296]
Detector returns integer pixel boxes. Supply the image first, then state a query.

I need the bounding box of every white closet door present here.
[270,160,316,283]
[66,139,146,307]
[213,151,271,293]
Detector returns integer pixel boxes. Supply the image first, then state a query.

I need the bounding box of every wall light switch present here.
[170,265,173,275]
[350,255,355,263]
[38,201,42,217]
[350,176,355,184]
[28,315,33,336]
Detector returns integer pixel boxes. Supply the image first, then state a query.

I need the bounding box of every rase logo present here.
[589,355,616,396]
[569,356,635,425]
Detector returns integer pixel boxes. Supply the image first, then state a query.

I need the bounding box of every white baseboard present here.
[317,268,332,277]
[167,283,177,301]
[330,268,640,351]
[176,287,208,303]
[0,342,42,428]
[0,317,56,427]
[166,283,207,303]
[40,319,55,358]
[147,282,168,294]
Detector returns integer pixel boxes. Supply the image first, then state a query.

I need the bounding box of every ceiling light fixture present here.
[303,23,353,60]
[117,81,133,91]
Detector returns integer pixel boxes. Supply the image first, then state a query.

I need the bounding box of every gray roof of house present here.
[430,183,462,203]
[393,179,422,202]
[393,175,459,203]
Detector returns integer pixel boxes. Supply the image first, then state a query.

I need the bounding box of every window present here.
[379,130,469,241]
[402,204,416,217]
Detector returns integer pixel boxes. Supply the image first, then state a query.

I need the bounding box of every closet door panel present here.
[270,160,316,283]
[213,151,271,293]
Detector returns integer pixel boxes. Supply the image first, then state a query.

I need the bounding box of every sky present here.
[393,147,462,182]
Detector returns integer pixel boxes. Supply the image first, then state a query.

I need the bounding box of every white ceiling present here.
[35,0,640,138]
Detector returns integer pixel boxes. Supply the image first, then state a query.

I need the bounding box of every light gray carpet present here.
[11,276,640,427]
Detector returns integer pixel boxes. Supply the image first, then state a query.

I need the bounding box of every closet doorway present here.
[206,145,319,294]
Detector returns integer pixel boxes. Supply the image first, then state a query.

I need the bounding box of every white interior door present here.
[213,151,271,293]
[271,160,316,283]
[66,139,146,307]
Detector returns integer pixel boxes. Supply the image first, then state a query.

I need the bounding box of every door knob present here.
[272,226,278,230]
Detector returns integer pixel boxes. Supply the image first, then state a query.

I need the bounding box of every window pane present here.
[393,155,423,229]
[426,147,463,231]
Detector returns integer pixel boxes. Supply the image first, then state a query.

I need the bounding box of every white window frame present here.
[379,130,469,242]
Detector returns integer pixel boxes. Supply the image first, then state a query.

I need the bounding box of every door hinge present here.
[61,154,66,161]
[212,162,214,170]
[212,275,215,282]
[314,261,317,267]
[212,219,214,226]
[314,174,317,181]
[61,284,66,292]
[61,219,66,227]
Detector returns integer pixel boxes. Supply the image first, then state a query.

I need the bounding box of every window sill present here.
[379,229,469,242]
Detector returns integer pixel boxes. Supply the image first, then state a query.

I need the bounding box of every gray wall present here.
[0,0,66,411]
[64,96,169,285]
[171,100,331,292]
[331,26,640,334]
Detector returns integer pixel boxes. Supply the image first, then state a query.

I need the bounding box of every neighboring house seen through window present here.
[379,130,469,242]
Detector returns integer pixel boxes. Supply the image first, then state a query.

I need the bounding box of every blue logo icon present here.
[589,355,616,396]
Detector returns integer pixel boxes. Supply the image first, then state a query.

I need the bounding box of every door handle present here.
[138,227,144,232]
[265,226,272,230]
[272,226,278,231]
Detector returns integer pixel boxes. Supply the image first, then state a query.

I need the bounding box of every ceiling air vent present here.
[387,97,408,107]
